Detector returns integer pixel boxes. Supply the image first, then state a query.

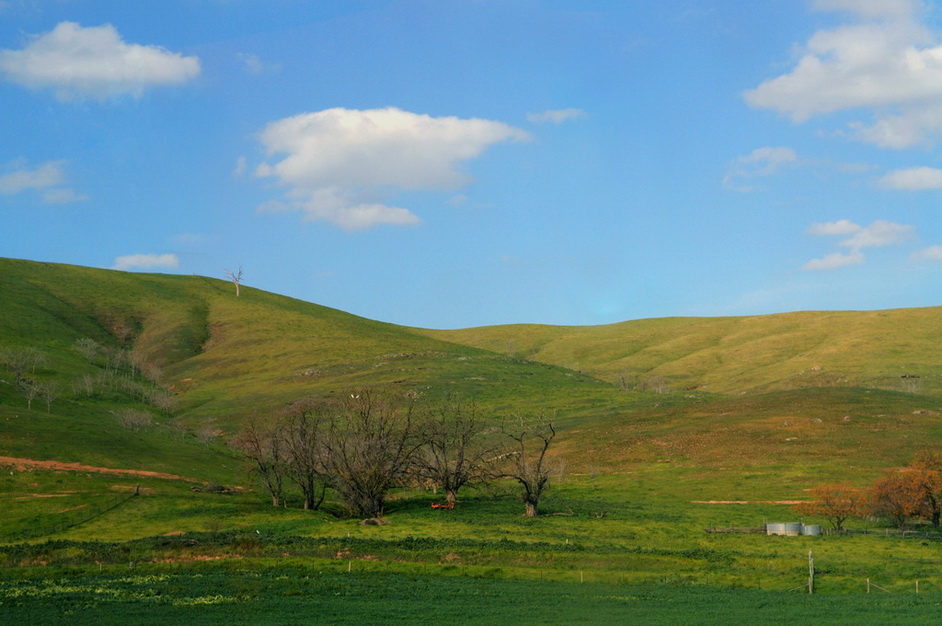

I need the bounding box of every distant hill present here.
[2,257,940,479]
[420,308,942,395]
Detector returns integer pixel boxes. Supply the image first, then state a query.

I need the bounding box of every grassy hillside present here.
[420,307,942,394]
[6,257,942,616]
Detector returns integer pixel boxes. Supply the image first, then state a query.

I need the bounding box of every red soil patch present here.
[58,504,89,514]
[692,500,806,505]
[0,455,200,483]
[14,493,73,499]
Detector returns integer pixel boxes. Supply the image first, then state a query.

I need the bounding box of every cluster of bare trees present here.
[232,391,559,519]
[0,340,174,415]
[72,338,175,413]
[796,451,942,530]
[0,347,58,411]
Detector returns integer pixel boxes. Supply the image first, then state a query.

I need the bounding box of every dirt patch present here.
[692,500,806,505]
[0,456,201,483]
[57,504,89,514]
[13,493,73,500]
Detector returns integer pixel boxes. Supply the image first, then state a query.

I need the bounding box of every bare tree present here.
[22,380,40,411]
[225,266,244,297]
[415,395,496,505]
[40,381,59,412]
[279,399,329,511]
[322,391,424,518]
[501,416,557,517]
[74,338,101,362]
[233,419,287,507]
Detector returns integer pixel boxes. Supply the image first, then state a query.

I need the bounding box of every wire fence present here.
[3,487,139,542]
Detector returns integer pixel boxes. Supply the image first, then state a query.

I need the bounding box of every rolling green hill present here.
[3,256,941,476]
[420,307,942,395]
[5,257,942,613]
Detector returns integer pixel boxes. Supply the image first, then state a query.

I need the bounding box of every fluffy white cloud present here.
[912,245,942,261]
[744,1,942,148]
[803,219,913,270]
[112,253,180,271]
[0,160,86,203]
[254,107,530,230]
[0,22,200,101]
[526,108,586,124]
[878,166,942,189]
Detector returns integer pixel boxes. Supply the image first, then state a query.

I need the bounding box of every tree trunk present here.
[524,499,538,517]
[271,494,280,507]
[933,510,940,528]
[446,489,458,505]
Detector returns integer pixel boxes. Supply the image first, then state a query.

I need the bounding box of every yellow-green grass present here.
[421,308,942,395]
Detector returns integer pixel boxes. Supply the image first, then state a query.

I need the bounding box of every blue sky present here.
[2,0,942,329]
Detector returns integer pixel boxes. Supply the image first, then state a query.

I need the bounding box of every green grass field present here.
[3,257,942,621]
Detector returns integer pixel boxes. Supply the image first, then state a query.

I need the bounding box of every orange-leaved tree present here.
[795,483,862,531]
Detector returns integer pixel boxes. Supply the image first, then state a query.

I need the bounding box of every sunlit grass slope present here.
[420,307,942,394]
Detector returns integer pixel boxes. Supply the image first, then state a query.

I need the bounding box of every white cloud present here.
[803,218,913,270]
[526,108,586,124]
[807,219,862,236]
[237,52,280,75]
[112,253,180,271]
[912,245,942,261]
[839,219,913,249]
[744,1,942,148]
[0,22,200,101]
[812,0,924,21]
[802,250,865,271]
[878,166,942,190]
[0,160,85,203]
[254,107,530,230]
[723,146,798,191]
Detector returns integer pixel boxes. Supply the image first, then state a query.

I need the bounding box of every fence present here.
[3,486,139,542]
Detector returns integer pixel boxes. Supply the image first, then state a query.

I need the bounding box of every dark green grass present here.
[2,564,941,625]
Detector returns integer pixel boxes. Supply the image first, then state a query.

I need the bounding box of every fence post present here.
[808,551,814,594]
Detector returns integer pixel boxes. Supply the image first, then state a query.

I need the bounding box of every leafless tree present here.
[233,419,287,507]
[74,338,101,362]
[279,399,329,511]
[115,408,153,431]
[40,380,59,412]
[414,395,496,505]
[321,391,424,518]
[22,380,40,411]
[500,416,557,517]
[225,266,244,297]
[0,348,45,387]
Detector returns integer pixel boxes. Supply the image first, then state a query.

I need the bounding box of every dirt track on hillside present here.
[0,455,200,483]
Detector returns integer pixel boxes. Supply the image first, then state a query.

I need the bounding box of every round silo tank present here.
[766,522,786,535]
[801,524,821,536]
[784,523,802,536]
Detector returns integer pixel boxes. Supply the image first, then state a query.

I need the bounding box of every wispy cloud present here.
[878,166,942,190]
[912,245,942,261]
[723,146,797,191]
[526,108,586,124]
[237,52,280,75]
[0,159,86,204]
[803,219,914,270]
[253,107,530,230]
[112,253,180,271]
[0,22,200,101]
[744,1,942,149]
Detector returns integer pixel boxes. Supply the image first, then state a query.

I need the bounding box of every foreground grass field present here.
[4,564,942,625]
